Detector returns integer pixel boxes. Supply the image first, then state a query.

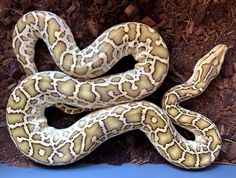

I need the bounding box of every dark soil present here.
[0,0,236,168]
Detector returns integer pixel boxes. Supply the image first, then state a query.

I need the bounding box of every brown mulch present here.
[0,0,236,168]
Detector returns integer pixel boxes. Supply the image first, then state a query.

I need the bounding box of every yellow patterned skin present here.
[6,11,227,169]
[12,11,169,114]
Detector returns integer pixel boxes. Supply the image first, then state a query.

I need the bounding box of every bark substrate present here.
[0,0,236,167]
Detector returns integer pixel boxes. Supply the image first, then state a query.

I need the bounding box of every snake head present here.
[190,44,228,88]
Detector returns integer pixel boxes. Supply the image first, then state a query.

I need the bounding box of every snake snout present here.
[208,44,228,76]
[192,44,228,83]
[212,44,228,64]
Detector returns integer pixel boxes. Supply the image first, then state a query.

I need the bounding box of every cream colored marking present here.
[125,107,142,123]
[27,124,35,133]
[182,153,196,167]
[39,149,46,156]
[84,123,103,151]
[104,116,123,132]
[195,119,210,129]
[74,65,89,76]
[10,127,29,141]
[37,13,45,31]
[178,115,195,124]
[63,54,73,71]
[127,23,137,41]
[78,120,86,128]
[96,85,120,102]
[22,79,38,97]
[13,39,21,59]
[151,45,169,59]
[157,128,174,146]
[199,153,211,167]
[78,84,95,102]
[144,110,165,130]
[139,25,159,43]
[8,89,27,110]
[167,143,183,160]
[6,113,24,124]
[152,61,168,81]
[32,144,53,163]
[54,143,73,163]
[57,80,76,96]
[32,134,41,141]
[206,128,222,150]
[92,58,103,68]
[53,41,66,62]
[26,14,35,24]
[113,106,126,114]
[108,27,125,46]
[111,77,121,82]
[135,75,153,91]
[16,140,30,155]
[177,88,200,97]
[98,43,113,63]
[122,82,140,97]
[48,19,60,45]
[39,75,54,92]
[166,94,178,105]
[151,117,157,123]
[73,135,83,154]
[167,107,180,117]
[16,19,27,33]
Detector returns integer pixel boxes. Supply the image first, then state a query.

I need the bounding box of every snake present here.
[6,11,227,169]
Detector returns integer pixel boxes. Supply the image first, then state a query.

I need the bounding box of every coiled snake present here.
[6,11,227,169]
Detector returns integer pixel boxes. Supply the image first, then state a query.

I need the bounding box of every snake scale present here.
[6,11,228,169]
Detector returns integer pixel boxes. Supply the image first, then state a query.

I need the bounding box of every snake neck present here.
[162,44,227,119]
[160,44,227,168]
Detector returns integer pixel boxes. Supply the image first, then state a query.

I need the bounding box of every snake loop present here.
[6,11,227,169]
[12,11,169,114]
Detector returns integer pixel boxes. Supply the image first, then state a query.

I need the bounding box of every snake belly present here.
[7,10,227,169]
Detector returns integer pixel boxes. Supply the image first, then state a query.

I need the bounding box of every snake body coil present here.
[6,11,227,169]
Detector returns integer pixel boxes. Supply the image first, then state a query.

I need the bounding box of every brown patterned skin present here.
[7,11,227,169]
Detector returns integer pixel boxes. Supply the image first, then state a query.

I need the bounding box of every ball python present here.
[6,11,227,169]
